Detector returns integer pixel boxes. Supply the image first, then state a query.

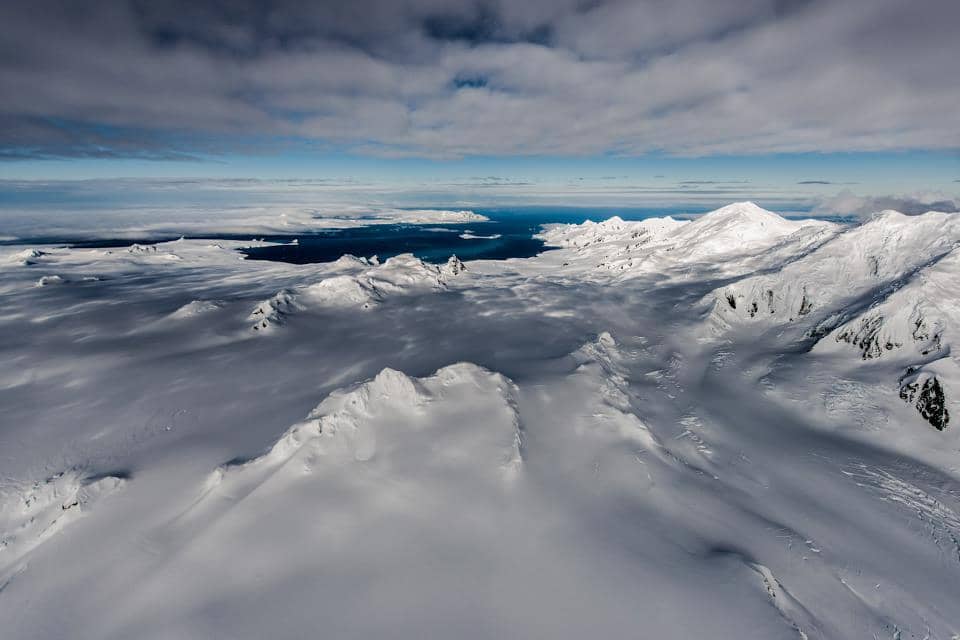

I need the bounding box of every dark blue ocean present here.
[237,206,713,264]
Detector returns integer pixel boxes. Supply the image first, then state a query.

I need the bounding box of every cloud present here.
[2,0,959,159]
[814,189,960,218]
[798,180,833,185]
[679,180,749,185]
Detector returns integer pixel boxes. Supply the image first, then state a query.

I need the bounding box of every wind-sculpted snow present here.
[569,331,666,456]
[4,203,960,639]
[0,471,126,577]
[168,299,223,319]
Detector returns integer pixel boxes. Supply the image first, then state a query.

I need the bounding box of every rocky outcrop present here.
[440,254,467,279]
[899,370,950,430]
[834,315,902,359]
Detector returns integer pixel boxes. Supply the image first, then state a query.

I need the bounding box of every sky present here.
[1,0,958,211]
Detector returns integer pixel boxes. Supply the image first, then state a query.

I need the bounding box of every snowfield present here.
[1,202,960,639]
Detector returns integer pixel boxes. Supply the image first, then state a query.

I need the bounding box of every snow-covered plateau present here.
[2,201,960,639]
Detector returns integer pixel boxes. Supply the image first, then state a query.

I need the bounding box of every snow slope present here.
[708,210,960,432]
[1,471,126,579]
[816,247,960,362]
[811,247,960,430]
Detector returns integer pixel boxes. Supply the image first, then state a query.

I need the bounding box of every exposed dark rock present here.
[899,373,950,431]
[444,255,466,276]
[834,315,901,359]
[911,316,943,355]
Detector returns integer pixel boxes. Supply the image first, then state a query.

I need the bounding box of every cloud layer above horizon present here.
[2,0,958,160]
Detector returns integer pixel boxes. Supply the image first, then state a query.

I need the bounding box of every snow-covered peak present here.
[205,362,522,484]
[7,248,45,266]
[598,215,626,228]
[698,201,783,222]
[537,202,836,280]
[810,247,960,430]
[711,208,960,330]
[330,254,376,269]
[824,209,959,280]
[127,243,158,254]
[538,215,686,249]
[368,253,453,290]
[338,366,428,412]
[249,289,301,331]
[249,253,467,331]
[671,201,804,250]
[440,254,467,279]
[873,209,908,220]
[815,247,960,360]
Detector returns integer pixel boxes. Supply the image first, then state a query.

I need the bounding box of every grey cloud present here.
[814,189,960,218]
[1,0,958,159]
[798,180,832,185]
[679,180,750,185]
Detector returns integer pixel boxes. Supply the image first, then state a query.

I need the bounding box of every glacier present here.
[1,202,959,639]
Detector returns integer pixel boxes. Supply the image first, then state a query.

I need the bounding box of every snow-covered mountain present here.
[703,210,960,430]
[3,204,960,639]
[668,201,812,254]
[810,247,960,430]
[250,253,467,330]
[539,201,839,279]
[711,210,960,329]
[816,247,960,362]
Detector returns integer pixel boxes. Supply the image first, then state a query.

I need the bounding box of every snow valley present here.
[2,202,960,639]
